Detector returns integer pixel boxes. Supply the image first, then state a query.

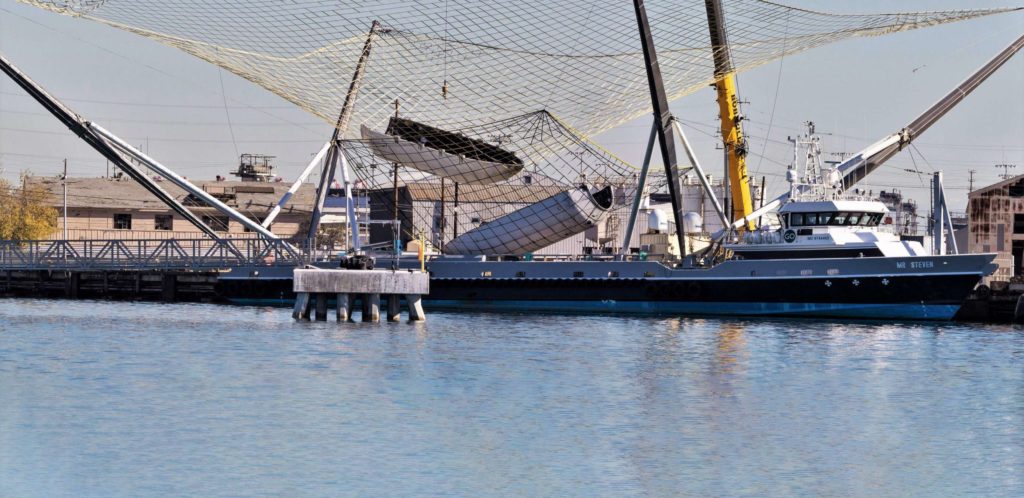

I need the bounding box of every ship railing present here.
[0,237,306,271]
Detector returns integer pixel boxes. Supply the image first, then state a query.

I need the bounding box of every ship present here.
[219,125,996,321]
[217,34,1024,321]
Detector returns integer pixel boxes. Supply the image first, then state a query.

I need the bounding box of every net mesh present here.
[341,110,657,253]
[19,0,1015,138]
[16,0,1017,255]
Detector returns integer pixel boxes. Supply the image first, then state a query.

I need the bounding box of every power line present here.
[0,90,298,110]
[0,106,324,127]
[996,163,1017,179]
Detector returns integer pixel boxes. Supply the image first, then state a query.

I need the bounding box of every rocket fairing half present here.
[361,121,524,185]
[444,185,614,256]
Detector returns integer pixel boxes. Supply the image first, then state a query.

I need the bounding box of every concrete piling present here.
[315,293,328,321]
[337,293,351,322]
[292,292,311,320]
[364,293,381,322]
[407,294,425,321]
[386,296,401,322]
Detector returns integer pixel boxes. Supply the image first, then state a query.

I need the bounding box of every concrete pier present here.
[293,269,429,323]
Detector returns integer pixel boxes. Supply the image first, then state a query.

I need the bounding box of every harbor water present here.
[0,298,1021,497]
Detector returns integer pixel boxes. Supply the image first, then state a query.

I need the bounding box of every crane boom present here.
[721,33,1024,235]
[840,33,1024,188]
[705,0,754,230]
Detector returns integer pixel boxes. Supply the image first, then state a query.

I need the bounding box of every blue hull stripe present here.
[228,297,959,321]
[422,300,960,320]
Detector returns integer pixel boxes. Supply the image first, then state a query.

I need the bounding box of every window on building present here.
[113,213,132,230]
[1013,214,1024,234]
[1009,181,1024,197]
[202,215,230,232]
[154,215,173,231]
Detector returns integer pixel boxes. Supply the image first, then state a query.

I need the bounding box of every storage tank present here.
[647,209,669,234]
[445,185,614,255]
[683,212,703,233]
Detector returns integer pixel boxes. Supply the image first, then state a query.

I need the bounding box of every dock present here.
[0,237,301,303]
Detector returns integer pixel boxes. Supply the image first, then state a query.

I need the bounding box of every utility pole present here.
[996,163,1016,180]
[968,169,976,191]
[392,98,401,270]
[62,158,68,240]
[932,171,945,255]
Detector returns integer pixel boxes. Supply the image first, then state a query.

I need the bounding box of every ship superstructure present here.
[726,123,929,261]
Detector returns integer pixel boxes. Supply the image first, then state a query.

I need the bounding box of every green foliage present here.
[0,173,59,241]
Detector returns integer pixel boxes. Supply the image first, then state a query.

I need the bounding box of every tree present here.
[0,172,59,240]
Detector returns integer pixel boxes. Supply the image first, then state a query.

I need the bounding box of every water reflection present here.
[713,321,747,376]
[0,300,1020,497]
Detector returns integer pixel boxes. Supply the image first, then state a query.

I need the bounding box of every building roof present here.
[969,174,1024,198]
[28,176,317,214]
[32,176,576,214]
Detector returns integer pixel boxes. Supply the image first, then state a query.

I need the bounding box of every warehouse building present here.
[967,174,1024,284]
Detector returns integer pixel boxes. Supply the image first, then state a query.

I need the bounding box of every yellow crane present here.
[705,0,755,230]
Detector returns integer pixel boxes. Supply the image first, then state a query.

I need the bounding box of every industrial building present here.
[32,172,749,258]
[967,174,1024,284]
[30,176,318,241]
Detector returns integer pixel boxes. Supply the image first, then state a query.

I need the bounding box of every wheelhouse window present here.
[787,211,882,227]
[113,213,132,230]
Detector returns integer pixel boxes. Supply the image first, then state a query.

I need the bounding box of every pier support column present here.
[161,274,176,302]
[1014,294,1024,323]
[363,293,380,322]
[292,292,311,320]
[337,293,351,322]
[315,293,328,321]
[386,295,401,322]
[65,272,79,299]
[407,294,425,321]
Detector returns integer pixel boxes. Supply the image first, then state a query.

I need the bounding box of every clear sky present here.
[0,0,1022,213]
